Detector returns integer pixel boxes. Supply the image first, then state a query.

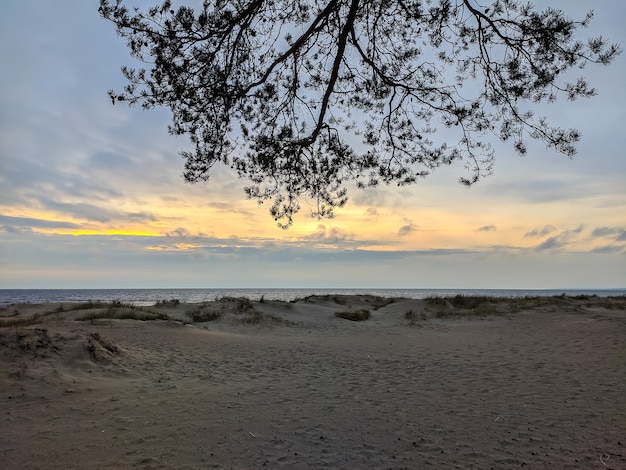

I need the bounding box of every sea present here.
[0,288,624,307]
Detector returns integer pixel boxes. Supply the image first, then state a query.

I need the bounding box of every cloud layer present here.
[1,1,625,288]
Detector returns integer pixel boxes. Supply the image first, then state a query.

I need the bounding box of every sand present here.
[1,295,625,469]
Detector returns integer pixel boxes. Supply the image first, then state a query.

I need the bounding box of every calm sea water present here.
[0,288,624,307]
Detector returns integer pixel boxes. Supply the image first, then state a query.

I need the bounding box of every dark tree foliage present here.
[99,0,619,227]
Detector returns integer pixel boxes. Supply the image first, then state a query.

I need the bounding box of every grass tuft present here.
[240,311,290,325]
[237,297,254,311]
[370,297,397,309]
[335,309,370,321]
[425,295,501,317]
[0,312,55,327]
[77,308,169,322]
[155,299,180,306]
[186,305,222,322]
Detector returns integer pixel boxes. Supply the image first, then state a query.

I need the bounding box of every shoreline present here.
[2,287,624,307]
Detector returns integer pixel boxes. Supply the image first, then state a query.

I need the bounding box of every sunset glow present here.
[1,1,624,288]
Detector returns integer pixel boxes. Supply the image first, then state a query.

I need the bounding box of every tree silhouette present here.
[99,0,620,227]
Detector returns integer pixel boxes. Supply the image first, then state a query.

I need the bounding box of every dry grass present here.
[186,305,222,322]
[404,309,428,327]
[3,295,622,329]
[334,309,370,321]
[77,307,169,322]
[0,302,107,327]
[185,297,293,325]
[0,301,171,327]
[212,296,257,312]
[580,295,626,310]
[404,309,416,320]
[0,311,59,328]
[215,296,255,311]
[240,311,291,325]
[297,294,348,305]
[404,309,427,320]
[235,297,255,311]
[154,299,181,307]
[424,295,513,317]
[423,294,626,317]
[369,296,398,310]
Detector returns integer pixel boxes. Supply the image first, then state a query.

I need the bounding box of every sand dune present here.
[1,295,625,469]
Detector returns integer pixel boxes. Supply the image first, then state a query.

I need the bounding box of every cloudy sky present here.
[1,1,625,289]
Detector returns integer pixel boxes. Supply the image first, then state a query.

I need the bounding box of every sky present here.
[0,1,625,289]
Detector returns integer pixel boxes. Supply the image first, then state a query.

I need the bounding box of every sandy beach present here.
[1,295,624,469]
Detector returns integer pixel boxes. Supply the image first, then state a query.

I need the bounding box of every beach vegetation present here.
[216,296,256,312]
[425,295,502,317]
[405,308,428,326]
[100,0,620,227]
[236,297,254,311]
[603,296,626,309]
[240,311,291,325]
[449,295,490,309]
[297,294,344,304]
[404,309,426,320]
[240,312,264,324]
[3,308,20,317]
[0,312,57,328]
[0,302,112,327]
[422,294,626,317]
[71,301,107,310]
[77,308,169,322]
[335,309,370,321]
[369,297,398,310]
[155,299,181,306]
[186,305,222,322]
